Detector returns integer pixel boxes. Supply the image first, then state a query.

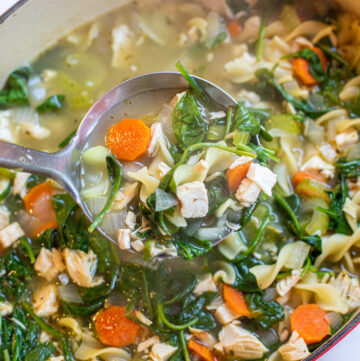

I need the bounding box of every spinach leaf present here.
[36,94,65,113]
[61,298,105,316]
[172,232,213,260]
[88,155,122,233]
[288,48,326,83]
[58,129,77,149]
[172,90,207,150]
[302,234,323,260]
[255,68,328,119]
[206,175,228,215]
[232,257,263,292]
[232,103,261,135]
[26,174,46,190]
[24,342,56,361]
[245,293,284,329]
[337,158,360,178]
[240,199,259,228]
[0,66,32,108]
[4,193,24,222]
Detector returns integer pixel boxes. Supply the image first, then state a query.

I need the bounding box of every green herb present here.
[206,175,229,215]
[232,257,263,292]
[302,234,322,260]
[232,103,261,135]
[172,90,207,150]
[88,155,122,233]
[0,182,11,201]
[36,95,65,113]
[18,238,35,264]
[26,174,46,190]
[337,158,360,178]
[245,293,284,329]
[256,10,269,62]
[157,303,199,330]
[173,232,213,260]
[176,62,210,105]
[208,31,227,49]
[58,129,77,149]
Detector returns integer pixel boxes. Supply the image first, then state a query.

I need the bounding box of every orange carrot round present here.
[293,171,326,187]
[188,339,218,361]
[107,118,151,161]
[95,306,141,347]
[290,304,331,344]
[227,20,242,37]
[292,58,317,86]
[226,161,252,193]
[24,182,58,236]
[223,284,252,318]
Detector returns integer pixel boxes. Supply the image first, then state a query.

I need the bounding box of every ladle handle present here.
[0,140,79,200]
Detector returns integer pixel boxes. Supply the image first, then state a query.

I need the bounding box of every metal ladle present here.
[0,72,237,247]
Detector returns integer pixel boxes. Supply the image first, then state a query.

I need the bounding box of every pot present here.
[0,1,359,360]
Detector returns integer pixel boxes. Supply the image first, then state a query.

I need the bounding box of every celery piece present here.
[296,179,330,203]
[266,114,300,135]
[82,146,111,166]
[233,130,251,146]
[207,124,226,141]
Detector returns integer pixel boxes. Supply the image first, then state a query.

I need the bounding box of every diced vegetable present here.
[188,339,218,361]
[295,178,330,203]
[82,146,111,166]
[290,304,330,345]
[223,284,252,317]
[226,161,252,193]
[293,171,326,187]
[94,305,141,347]
[106,118,151,161]
[36,94,65,113]
[227,19,242,36]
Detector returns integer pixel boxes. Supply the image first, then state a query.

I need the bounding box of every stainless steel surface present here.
[0,72,237,245]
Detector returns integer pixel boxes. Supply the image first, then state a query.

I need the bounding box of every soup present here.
[0,0,360,360]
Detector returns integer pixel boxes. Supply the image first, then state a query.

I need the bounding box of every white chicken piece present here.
[0,301,13,316]
[135,310,153,326]
[131,240,145,252]
[138,336,160,353]
[13,172,30,198]
[42,69,58,82]
[0,111,15,142]
[155,161,171,180]
[335,128,359,151]
[34,248,65,281]
[20,123,51,140]
[111,24,134,68]
[147,123,165,157]
[0,222,25,250]
[317,143,337,162]
[246,163,277,196]
[117,229,131,250]
[215,303,241,325]
[193,274,217,296]
[149,343,178,361]
[214,322,268,359]
[228,156,254,170]
[278,331,310,361]
[113,182,139,210]
[33,283,59,317]
[0,207,9,230]
[125,211,137,230]
[300,156,335,179]
[276,270,302,297]
[63,249,103,288]
[176,181,209,218]
[329,271,360,311]
[235,178,261,207]
[189,328,217,347]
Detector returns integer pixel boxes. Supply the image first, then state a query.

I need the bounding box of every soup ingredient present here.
[88,155,122,233]
[106,118,151,161]
[293,170,325,187]
[226,160,252,193]
[0,222,25,250]
[172,90,207,150]
[177,181,209,218]
[223,284,251,317]
[227,19,241,37]
[95,305,141,347]
[188,339,218,361]
[290,304,331,344]
[36,94,65,113]
[278,331,310,361]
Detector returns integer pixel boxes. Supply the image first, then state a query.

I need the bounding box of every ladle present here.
[0,72,237,248]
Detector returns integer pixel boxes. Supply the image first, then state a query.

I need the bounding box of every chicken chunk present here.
[170,91,186,109]
[111,24,134,68]
[149,343,178,361]
[215,303,241,325]
[0,301,13,316]
[131,239,145,252]
[156,161,171,180]
[193,274,217,296]
[20,123,51,140]
[318,143,337,162]
[117,229,131,250]
[138,336,160,353]
[278,331,310,361]
[34,248,65,281]
[177,181,209,218]
[13,172,30,198]
[33,283,59,317]
[335,128,359,151]
[125,211,137,230]
[300,156,335,179]
[0,222,25,250]
[228,156,254,170]
[0,111,15,142]
[113,182,139,210]
[214,322,268,359]
[246,163,277,196]
[147,123,164,157]
[63,249,103,288]
[189,328,217,347]
[0,207,9,231]
[235,178,261,207]
[276,269,302,297]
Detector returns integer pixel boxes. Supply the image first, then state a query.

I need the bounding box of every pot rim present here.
[1,1,360,360]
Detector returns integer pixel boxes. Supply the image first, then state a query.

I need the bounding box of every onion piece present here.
[155,189,177,212]
[58,284,83,304]
[100,211,126,238]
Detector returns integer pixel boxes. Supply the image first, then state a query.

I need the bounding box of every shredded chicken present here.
[278,331,310,361]
[276,270,302,297]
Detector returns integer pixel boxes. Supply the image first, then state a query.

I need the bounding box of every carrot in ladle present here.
[226,161,252,193]
[188,339,218,361]
[223,284,252,317]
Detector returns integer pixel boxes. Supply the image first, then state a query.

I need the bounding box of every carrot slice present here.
[188,339,218,361]
[95,306,141,347]
[310,47,328,71]
[290,304,331,345]
[24,182,58,236]
[227,20,242,36]
[293,171,326,187]
[223,284,252,317]
[292,58,317,86]
[226,161,252,193]
[106,118,151,161]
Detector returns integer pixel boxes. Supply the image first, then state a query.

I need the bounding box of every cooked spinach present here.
[36,94,65,113]
[302,234,323,260]
[58,129,77,149]
[26,174,46,190]
[0,66,32,108]
[231,103,261,135]
[245,293,284,329]
[232,257,263,292]
[206,175,229,215]
[88,155,122,233]
[173,232,213,260]
[337,158,360,178]
[172,90,207,150]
